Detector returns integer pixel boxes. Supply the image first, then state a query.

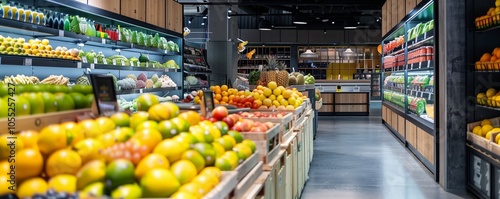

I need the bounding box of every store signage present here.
[89,74,118,116]
[201,90,215,117]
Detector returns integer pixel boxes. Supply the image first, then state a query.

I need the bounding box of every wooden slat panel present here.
[121,0,146,21]
[166,0,183,33]
[335,105,368,112]
[382,106,387,122]
[398,0,406,22]
[406,120,417,146]
[382,2,386,36]
[416,0,422,5]
[391,110,398,130]
[387,109,392,127]
[391,0,398,27]
[387,1,392,30]
[321,93,334,103]
[398,115,405,138]
[417,128,435,165]
[146,0,166,28]
[88,0,120,14]
[318,105,334,113]
[334,93,368,103]
[406,0,416,15]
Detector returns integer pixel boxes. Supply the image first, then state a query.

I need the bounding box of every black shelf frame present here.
[116,86,180,95]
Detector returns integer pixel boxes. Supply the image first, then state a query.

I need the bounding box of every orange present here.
[45,149,82,177]
[481,53,492,62]
[495,50,500,60]
[221,85,228,91]
[181,149,206,172]
[214,88,222,95]
[215,94,222,101]
[0,135,24,160]
[110,112,130,127]
[135,120,158,131]
[491,56,498,62]
[179,111,201,126]
[73,138,104,164]
[493,48,500,56]
[149,103,172,122]
[141,168,180,197]
[95,117,116,133]
[178,183,205,198]
[136,93,160,111]
[59,122,85,146]
[17,177,48,198]
[135,153,170,180]
[37,124,67,155]
[154,139,186,163]
[222,91,229,97]
[16,149,44,181]
[130,111,150,130]
[78,119,103,139]
[0,175,15,195]
[132,129,163,150]
[170,160,198,185]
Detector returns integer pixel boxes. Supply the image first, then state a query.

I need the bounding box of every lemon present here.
[46,149,82,177]
[472,126,482,135]
[191,174,217,193]
[135,154,170,180]
[154,139,185,163]
[76,160,106,190]
[17,177,48,198]
[141,168,180,197]
[482,125,494,137]
[82,182,105,197]
[223,151,240,169]
[234,143,253,160]
[111,183,142,199]
[0,161,9,175]
[73,138,104,164]
[211,142,226,158]
[267,81,277,90]
[170,160,198,185]
[200,167,222,180]
[181,150,206,173]
[242,139,257,154]
[37,125,67,155]
[0,135,24,160]
[481,119,492,126]
[178,182,205,198]
[171,191,200,199]
[48,174,77,193]
[0,175,15,195]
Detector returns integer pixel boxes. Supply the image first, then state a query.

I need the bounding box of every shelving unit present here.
[237,46,291,73]
[381,0,437,178]
[0,0,183,101]
[183,45,210,92]
[371,73,381,100]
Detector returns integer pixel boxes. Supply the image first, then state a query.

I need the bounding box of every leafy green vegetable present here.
[153,33,160,48]
[132,31,138,44]
[248,70,261,85]
[139,32,145,46]
[70,16,81,34]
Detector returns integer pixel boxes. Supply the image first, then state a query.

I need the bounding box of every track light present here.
[357,21,360,25]
[196,6,200,13]
[228,16,231,19]
[201,22,205,26]
[188,17,193,24]
[228,7,232,13]
[332,21,335,24]
[324,29,326,34]
[203,16,208,19]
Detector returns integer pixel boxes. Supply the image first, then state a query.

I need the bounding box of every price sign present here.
[146,62,149,68]
[130,61,134,67]
[89,74,118,116]
[103,59,108,65]
[93,58,98,64]
[112,59,117,65]
[121,60,125,66]
[82,57,88,63]
[201,90,215,117]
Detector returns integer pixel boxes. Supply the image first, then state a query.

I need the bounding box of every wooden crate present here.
[406,0,417,15]
[241,124,281,165]
[204,171,238,199]
[283,136,296,199]
[146,0,166,28]
[121,0,146,21]
[240,171,267,199]
[466,118,500,151]
[166,0,183,34]
[274,150,287,199]
[0,108,92,134]
[315,98,323,110]
[291,135,298,199]
[88,0,120,14]
[242,112,294,143]
[263,170,275,199]
[232,161,263,199]
[234,152,259,181]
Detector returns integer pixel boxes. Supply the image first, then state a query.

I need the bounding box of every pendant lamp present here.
[300,49,318,58]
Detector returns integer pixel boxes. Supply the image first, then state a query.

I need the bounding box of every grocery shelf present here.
[116,86,180,95]
[384,45,405,57]
[183,84,210,90]
[476,104,500,112]
[184,63,208,69]
[475,22,500,33]
[183,70,211,75]
[184,53,204,59]
[407,35,434,51]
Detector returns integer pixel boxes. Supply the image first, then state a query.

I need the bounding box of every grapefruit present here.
[0,135,24,160]
[73,138,105,164]
[76,160,106,190]
[0,175,14,195]
[78,119,103,138]
[111,183,142,199]
[162,102,180,118]
[178,183,205,198]
[18,131,38,149]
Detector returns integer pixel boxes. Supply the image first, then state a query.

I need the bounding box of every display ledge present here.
[476,105,500,112]
[383,45,404,57]
[384,60,434,72]
[406,89,434,102]
[183,71,211,75]
[183,84,209,90]
[407,31,434,47]
[475,18,500,33]
[184,54,204,59]
[238,58,290,61]
[0,55,180,72]
[0,18,181,56]
[116,86,180,95]
[407,35,434,51]
[184,63,208,69]
[383,101,434,134]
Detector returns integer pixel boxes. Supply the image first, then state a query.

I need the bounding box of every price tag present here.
[428,93,432,101]
[24,58,32,66]
[121,60,125,66]
[58,30,64,37]
[82,57,88,63]
[101,38,106,44]
[130,61,134,67]
[146,62,149,68]
[103,59,108,65]
[139,89,143,94]
[112,59,117,65]
[77,62,82,68]
[90,64,95,69]
[419,62,422,69]
[93,58,98,64]
[424,32,427,39]
[420,92,424,98]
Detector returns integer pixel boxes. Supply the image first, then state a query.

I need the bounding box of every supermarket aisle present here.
[301,114,472,199]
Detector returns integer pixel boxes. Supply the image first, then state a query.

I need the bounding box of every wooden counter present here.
[318,92,370,116]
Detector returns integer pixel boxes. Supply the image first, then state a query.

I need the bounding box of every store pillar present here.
[437,0,468,191]
[206,2,239,86]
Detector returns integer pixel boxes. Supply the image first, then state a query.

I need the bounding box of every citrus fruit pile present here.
[0,84,94,118]
[2,94,256,199]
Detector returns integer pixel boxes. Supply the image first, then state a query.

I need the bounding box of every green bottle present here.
[63,14,70,31]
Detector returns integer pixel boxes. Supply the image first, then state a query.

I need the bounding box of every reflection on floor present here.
[302,106,472,199]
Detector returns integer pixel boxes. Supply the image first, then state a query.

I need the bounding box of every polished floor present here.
[301,105,473,199]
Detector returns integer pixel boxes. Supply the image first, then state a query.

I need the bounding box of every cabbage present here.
[153,33,160,48]
[167,41,175,51]
[186,76,198,85]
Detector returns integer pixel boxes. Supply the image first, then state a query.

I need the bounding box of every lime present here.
[216,137,234,151]
[13,95,31,116]
[72,85,93,95]
[50,85,70,93]
[228,130,244,143]
[110,112,130,127]
[22,92,44,114]
[85,94,94,108]
[215,157,232,171]
[105,159,136,190]
[69,92,87,109]
[193,143,216,166]
[242,139,256,153]
[111,183,142,199]
[31,84,44,93]
[181,149,206,173]
[213,121,229,135]
[157,120,179,139]
[0,98,7,118]
[54,93,75,111]
[0,84,7,97]
[15,84,27,94]
[171,117,190,132]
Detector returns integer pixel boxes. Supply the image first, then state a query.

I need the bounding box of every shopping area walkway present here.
[301,110,473,199]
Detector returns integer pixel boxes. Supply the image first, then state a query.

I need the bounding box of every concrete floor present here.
[301,105,473,199]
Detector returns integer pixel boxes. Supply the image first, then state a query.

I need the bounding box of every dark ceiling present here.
[180,0,385,30]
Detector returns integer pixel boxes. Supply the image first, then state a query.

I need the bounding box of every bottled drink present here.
[52,11,59,29]
[47,10,53,27]
[12,3,18,20]
[39,9,46,25]
[17,4,24,21]
[4,2,11,19]
[30,7,38,24]
[63,14,70,31]
[24,6,31,22]
[0,1,4,19]
[58,12,64,29]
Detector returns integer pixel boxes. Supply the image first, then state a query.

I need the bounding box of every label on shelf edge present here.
[77,62,82,68]
[58,30,64,37]
[90,64,95,69]
[146,62,149,68]
[82,57,88,63]
[24,58,32,66]
[112,59,116,65]
[121,60,125,66]
[101,38,106,44]
[93,58,98,64]
[103,59,107,65]
[130,61,134,67]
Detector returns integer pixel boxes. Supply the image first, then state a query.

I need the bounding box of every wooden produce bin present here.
[234,153,260,181]
[315,98,323,110]
[243,112,294,143]
[240,124,281,165]
[263,170,275,199]
[294,118,307,195]
[232,161,264,199]
[88,0,120,14]
[204,171,238,199]
[282,134,297,199]
[241,171,269,199]
[466,117,500,151]
[146,0,166,28]
[121,0,146,21]
[274,150,287,199]
[0,108,93,133]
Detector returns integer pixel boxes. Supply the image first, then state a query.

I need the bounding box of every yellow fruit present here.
[110,112,130,127]
[268,81,278,90]
[73,138,104,164]
[482,125,494,137]
[181,149,206,172]
[60,122,85,146]
[149,103,172,122]
[17,177,48,198]
[179,111,201,126]
[178,183,205,198]
[481,119,492,127]
[132,129,163,150]
[41,39,49,45]
[269,94,276,101]
[263,98,272,107]
[170,160,198,185]
[200,167,222,180]
[0,135,24,160]
[16,149,44,181]
[273,100,281,107]
[135,153,170,180]
[141,168,180,197]
[76,160,106,190]
[154,139,185,163]
[223,151,239,169]
[0,161,9,175]
[171,191,200,199]
[273,88,282,96]
[192,174,217,193]
[48,174,77,193]
[78,119,103,139]
[215,156,232,171]
[234,143,253,160]
[95,117,116,133]
[0,175,14,195]
[46,149,82,177]
[263,88,272,97]
[487,88,498,98]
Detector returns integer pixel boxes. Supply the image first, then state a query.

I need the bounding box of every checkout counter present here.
[315,80,371,116]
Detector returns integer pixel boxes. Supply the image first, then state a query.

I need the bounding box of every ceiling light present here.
[357,21,360,25]
[228,7,232,13]
[332,21,335,24]
[258,19,272,31]
[300,49,318,58]
[293,21,307,25]
[343,48,356,57]
[227,16,231,19]
[201,22,205,26]
[203,16,207,19]
[322,19,329,22]
[344,26,357,29]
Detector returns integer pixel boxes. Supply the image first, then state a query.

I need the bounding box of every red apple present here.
[223,117,235,128]
[209,117,218,122]
[232,122,245,132]
[212,106,229,120]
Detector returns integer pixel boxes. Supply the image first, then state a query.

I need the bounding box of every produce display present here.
[258,56,289,87]
[2,97,257,198]
[184,75,208,87]
[475,1,500,30]
[383,36,404,53]
[304,74,315,85]
[407,19,434,41]
[0,36,81,60]
[116,73,177,90]
[384,91,405,108]
[384,75,432,88]
[0,84,94,117]
[118,95,175,112]
[237,111,289,119]
[476,88,500,107]
[248,70,260,86]
[475,47,500,71]
[119,28,179,52]
[383,91,427,116]
[288,72,305,86]
[384,75,404,85]
[408,46,434,64]
[470,119,499,142]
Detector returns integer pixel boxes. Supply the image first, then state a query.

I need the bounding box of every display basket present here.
[231,161,264,199]
[240,112,294,144]
[234,152,259,181]
[466,118,500,152]
[240,124,281,164]
[203,171,238,199]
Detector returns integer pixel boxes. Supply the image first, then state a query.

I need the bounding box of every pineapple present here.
[276,61,289,87]
[266,56,278,84]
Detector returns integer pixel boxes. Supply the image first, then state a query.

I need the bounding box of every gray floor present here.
[301,104,473,199]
